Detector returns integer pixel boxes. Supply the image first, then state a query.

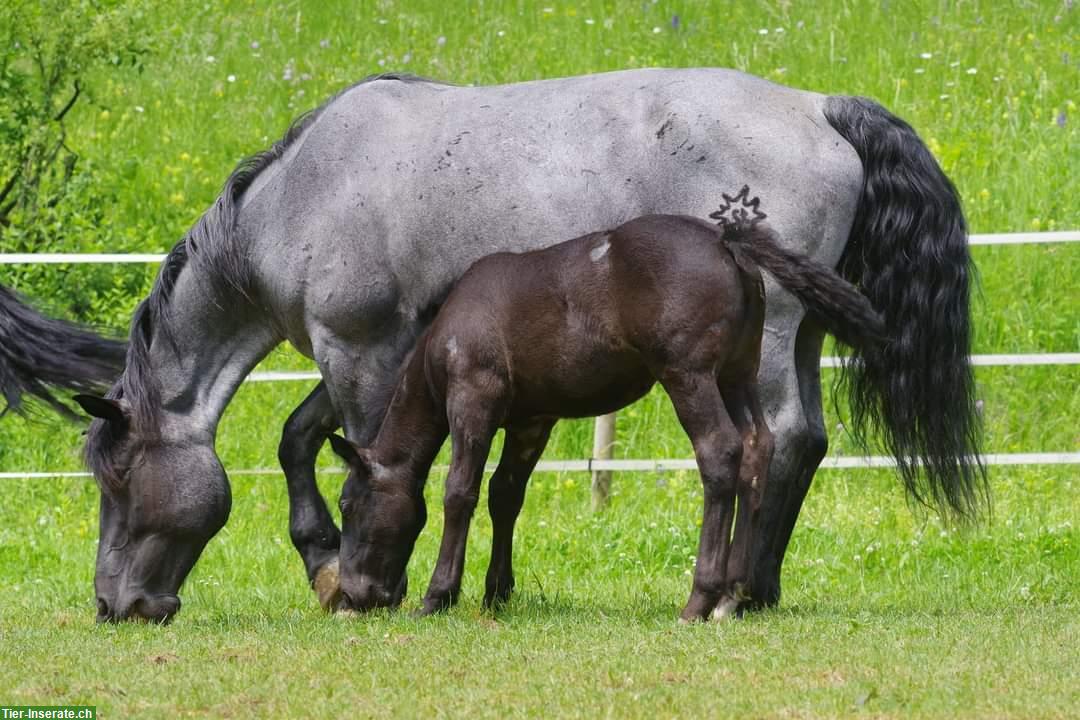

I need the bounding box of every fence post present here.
[591,412,617,510]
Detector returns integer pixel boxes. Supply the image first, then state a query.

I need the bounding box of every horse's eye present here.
[339,499,353,517]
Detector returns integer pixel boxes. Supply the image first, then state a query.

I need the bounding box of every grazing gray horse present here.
[75,69,983,622]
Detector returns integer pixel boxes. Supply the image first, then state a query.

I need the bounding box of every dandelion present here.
[179,152,191,162]
[227,74,236,83]
[1030,218,1041,230]
[170,191,186,205]
[99,110,110,120]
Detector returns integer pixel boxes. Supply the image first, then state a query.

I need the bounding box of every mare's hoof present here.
[313,559,343,612]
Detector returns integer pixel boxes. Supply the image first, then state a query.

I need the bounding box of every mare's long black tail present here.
[722,223,886,353]
[0,283,127,419]
[822,95,987,522]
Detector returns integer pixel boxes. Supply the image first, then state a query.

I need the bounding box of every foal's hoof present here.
[710,595,741,622]
[313,559,343,612]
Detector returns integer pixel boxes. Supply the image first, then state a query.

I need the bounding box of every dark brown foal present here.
[329,215,884,621]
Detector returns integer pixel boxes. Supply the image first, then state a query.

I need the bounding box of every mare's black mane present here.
[85,73,437,491]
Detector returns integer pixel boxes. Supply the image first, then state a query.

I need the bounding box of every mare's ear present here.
[327,433,371,471]
[73,395,128,426]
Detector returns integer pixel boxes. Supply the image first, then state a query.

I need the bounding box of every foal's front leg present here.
[420,403,499,616]
[662,371,744,622]
[484,419,555,608]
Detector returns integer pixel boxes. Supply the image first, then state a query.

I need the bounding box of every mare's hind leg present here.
[661,371,744,622]
[713,383,775,621]
[277,382,343,611]
[421,391,502,616]
[484,419,556,609]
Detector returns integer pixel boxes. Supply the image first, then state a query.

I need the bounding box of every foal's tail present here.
[0,283,127,419]
[721,223,886,352]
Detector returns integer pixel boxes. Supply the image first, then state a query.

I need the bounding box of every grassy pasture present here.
[1,1,1078,718]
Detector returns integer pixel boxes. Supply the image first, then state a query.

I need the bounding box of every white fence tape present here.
[2,452,1078,481]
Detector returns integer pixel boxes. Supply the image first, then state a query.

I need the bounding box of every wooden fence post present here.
[591,412,617,511]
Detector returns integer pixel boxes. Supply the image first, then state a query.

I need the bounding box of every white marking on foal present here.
[711,595,740,621]
[446,336,459,357]
[589,238,610,262]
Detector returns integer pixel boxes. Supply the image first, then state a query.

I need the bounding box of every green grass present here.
[1,0,1078,717]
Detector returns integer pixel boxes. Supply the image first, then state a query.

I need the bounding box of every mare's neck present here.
[148,266,279,442]
[369,334,448,483]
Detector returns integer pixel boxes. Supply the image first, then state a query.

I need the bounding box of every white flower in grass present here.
[950,60,960,68]
[402,53,411,64]
[966,67,977,75]
[758,28,769,35]
[205,55,216,63]
[251,41,260,50]
[920,52,932,59]
[497,30,505,37]
[585,18,595,25]
[653,27,662,34]
[227,74,236,83]
[914,68,925,74]
[436,35,446,46]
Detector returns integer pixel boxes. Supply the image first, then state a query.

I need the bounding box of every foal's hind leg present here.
[661,371,744,622]
[484,419,555,609]
[713,383,775,621]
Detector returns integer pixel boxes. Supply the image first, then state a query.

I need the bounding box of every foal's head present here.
[328,434,424,611]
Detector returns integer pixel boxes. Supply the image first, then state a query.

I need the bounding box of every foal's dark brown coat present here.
[329,215,884,620]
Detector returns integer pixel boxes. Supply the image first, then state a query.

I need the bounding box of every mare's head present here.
[76,393,231,623]
[329,434,422,611]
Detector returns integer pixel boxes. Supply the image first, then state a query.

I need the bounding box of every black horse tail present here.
[0,283,127,419]
[722,223,886,353]
[822,95,987,522]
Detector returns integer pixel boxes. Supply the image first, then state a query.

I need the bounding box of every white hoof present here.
[711,595,740,622]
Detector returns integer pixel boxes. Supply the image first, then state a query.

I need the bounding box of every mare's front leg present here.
[277,382,343,610]
[662,371,744,622]
[420,392,501,616]
[714,383,775,620]
[484,419,555,609]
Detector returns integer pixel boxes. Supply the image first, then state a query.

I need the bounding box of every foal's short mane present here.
[85,72,440,491]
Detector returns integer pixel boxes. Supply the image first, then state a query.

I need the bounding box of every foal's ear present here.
[326,433,371,470]
[73,394,128,426]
